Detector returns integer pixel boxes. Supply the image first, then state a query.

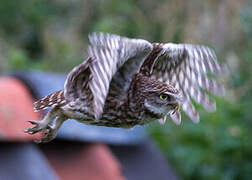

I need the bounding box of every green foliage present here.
[0,0,252,179]
[149,97,252,179]
[7,49,52,71]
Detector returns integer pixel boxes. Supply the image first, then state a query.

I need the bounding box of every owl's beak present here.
[159,104,181,125]
[172,104,180,115]
[170,105,181,125]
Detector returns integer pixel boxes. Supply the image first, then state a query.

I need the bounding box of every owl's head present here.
[144,90,179,114]
[143,82,182,124]
[130,73,183,124]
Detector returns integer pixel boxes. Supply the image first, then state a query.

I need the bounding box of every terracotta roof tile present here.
[0,77,41,141]
[44,143,125,180]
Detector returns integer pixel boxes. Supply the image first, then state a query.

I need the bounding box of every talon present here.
[24,127,38,135]
[24,128,37,135]
[25,120,49,135]
[39,126,57,143]
[25,123,54,143]
[28,120,39,125]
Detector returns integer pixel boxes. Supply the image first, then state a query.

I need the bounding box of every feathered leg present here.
[38,115,67,143]
[25,107,66,142]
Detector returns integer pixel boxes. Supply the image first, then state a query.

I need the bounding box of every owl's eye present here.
[159,94,170,101]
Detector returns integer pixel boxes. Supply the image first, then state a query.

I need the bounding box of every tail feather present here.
[34,90,67,111]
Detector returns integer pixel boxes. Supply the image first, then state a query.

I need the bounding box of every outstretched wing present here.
[151,43,226,123]
[87,33,153,119]
[64,57,93,105]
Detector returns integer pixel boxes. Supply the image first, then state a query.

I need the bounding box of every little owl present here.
[25,32,226,143]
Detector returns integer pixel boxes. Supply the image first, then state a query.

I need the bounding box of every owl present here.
[25,32,226,143]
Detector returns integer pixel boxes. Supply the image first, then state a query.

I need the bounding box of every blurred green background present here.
[0,0,251,179]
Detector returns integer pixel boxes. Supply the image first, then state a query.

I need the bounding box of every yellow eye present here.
[159,94,169,101]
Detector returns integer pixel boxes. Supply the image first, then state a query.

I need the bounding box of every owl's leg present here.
[38,115,67,143]
[25,107,61,136]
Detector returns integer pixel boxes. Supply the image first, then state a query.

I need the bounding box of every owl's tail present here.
[34,90,67,111]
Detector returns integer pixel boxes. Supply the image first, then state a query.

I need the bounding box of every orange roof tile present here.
[0,77,41,141]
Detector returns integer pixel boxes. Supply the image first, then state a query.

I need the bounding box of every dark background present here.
[0,0,251,179]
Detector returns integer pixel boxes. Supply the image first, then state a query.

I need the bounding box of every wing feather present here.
[151,43,226,123]
[64,57,93,101]
[34,90,67,111]
[88,33,153,119]
[63,33,152,119]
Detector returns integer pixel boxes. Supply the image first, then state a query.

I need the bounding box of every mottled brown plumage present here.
[34,90,67,111]
[25,32,226,143]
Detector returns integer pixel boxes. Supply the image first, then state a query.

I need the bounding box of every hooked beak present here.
[159,104,181,125]
[172,104,180,115]
[171,91,184,114]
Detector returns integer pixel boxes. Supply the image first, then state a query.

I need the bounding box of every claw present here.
[25,120,56,143]
[25,125,55,143]
[25,107,63,143]
[24,120,48,135]
[39,126,56,143]
[24,128,39,135]
[28,120,39,125]
[25,123,54,143]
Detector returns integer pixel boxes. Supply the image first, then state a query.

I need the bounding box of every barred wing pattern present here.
[88,33,153,119]
[64,57,93,102]
[151,43,226,122]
